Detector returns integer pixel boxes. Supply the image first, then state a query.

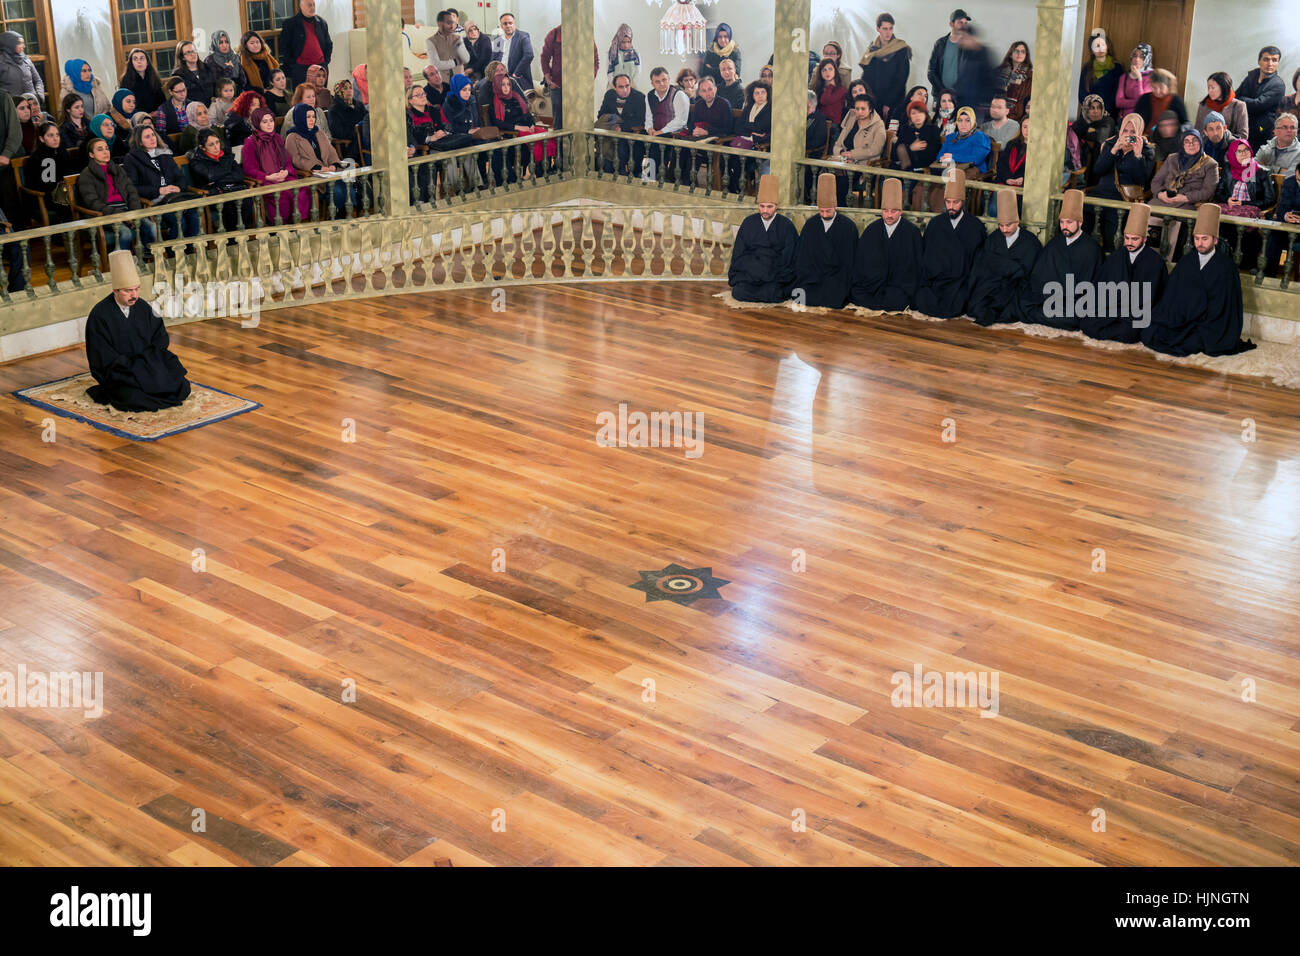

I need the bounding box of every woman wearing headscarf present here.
[178,100,223,154]
[171,39,215,107]
[109,88,136,135]
[1150,125,1220,252]
[350,63,369,106]
[285,103,353,217]
[1072,93,1116,183]
[0,31,41,102]
[701,23,739,85]
[464,22,494,79]
[474,61,511,106]
[129,111,170,153]
[123,123,200,238]
[607,24,640,87]
[240,30,279,93]
[328,78,367,161]
[85,112,126,164]
[242,106,308,225]
[118,48,164,114]
[1116,44,1152,117]
[205,30,248,96]
[1215,138,1274,218]
[938,105,992,173]
[440,73,489,189]
[1088,112,1155,250]
[60,59,110,120]
[488,71,533,186]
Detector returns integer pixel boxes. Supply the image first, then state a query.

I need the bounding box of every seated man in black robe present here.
[1080,202,1168,343]
[793,173,858,308]
[1016,188,1102,328]
[85,250,191,412]
[914,168,987,318]
[728,173,798,303]
[1141,204,1253,356]
[969,187,1043,326]
[850,177,924,312]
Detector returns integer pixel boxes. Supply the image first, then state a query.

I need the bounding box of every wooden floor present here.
[1,281,1298,866]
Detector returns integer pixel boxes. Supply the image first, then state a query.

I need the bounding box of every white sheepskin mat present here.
[712,290,1300,389]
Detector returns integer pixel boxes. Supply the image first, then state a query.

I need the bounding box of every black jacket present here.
[1215,164,1276,207]
[894,121,943,170]
[76,158,142,211]
[805,107,828,154]
[280,13,334,70]
[734,103,770,143]
[123,147,188,200]
[1237,68,1286,147]
[1089,135,1155,199]
[186,147,245,191]
[861,44,912,120]
[927,34,984,100]
[688,96,733,137]
[597,88,647,129]
[171,63,214,106]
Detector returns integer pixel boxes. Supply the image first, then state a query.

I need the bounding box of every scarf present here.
[352,64,369,105]
[954,106,977,137]
[1147,93,1172,122]
[1132,44,1152,72]
[1091,55,1115,80]
[248,107,289,172]
[608,24,640,73]
[1081,94,1105,118]
[492,77,526,124]
[289,102,317,140]
[1227,141,1258,183]
[90,112,114,146]
[1177,126,1205,169]
[209,31,240,70]
[111,89,134,116]
[860,35,909,66]
[0,31,20,64]
[64,58,93,94]
[710,24,735,59]
[444,74,474,122]
[1007,140,1027,174]
[1205,89,1235,113]
[239,35,279,87]
[184,101,210,130]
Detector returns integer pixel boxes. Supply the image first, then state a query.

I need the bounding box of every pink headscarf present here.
[1226,139,1258,183]
[351,63,369,105]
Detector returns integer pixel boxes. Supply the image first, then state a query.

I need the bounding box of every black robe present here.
[1080,245,1168,343]
[728,213,798,303]
[1141,243,1247,357]
[84,295,191,412]
[794,214,858,308]
[914,211,987,318]
[968,228,1043,326]
[850,217,924,311]
[1016,231,1103,329]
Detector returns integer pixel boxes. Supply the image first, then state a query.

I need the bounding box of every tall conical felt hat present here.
[943,166,966,200]
[1060,188,1085,221]
[1124,202,1151,235]
[881,177,903,210]
[996,187,1019,224]
[757,173,779,204]
[108,250,139,290]
[816,172,837,209]
[1194,203,1220,239]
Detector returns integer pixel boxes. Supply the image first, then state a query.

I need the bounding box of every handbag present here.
[730,137,755,150]
[1115,167,1148,202]
[471,126,501,141]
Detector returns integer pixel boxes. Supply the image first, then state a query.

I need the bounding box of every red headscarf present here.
[492,73,527,125]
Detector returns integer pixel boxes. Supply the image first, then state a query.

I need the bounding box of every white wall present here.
[1184,0,1300,106]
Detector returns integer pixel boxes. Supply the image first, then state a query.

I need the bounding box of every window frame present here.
[0,0,59,103]
[108,0,194,81]
[239,0,299,65]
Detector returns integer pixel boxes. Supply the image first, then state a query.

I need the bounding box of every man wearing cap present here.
[1141,204,1251,356]
[793,173,858,308]
[914,168,988,318]
[728,173,798,303]
[84,250,191,411]
[849,177,923,312]
[968,186,1042,326]
[1016,188,1102,328]
[1081,202,1167,343]
[927,10,973,101]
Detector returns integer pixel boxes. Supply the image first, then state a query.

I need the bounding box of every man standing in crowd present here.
[644,66,689,181]
[729,174,798,303]
[793,173,858,308]
[1257,113,1300,176]
[426,10,470,78]
[84,251,191,412]
[494,13,535,91]
[281,0,333,87]
[850,177,924,312]
[1018,188,1101,328]
[1142,204,1251,356]
[1237,46,1284,151]
[859,13,911,124]
[540,24,598,130]
[1081,202,1167,343]
[968,187,1042,326]
[914,169,987,318]
[927,9,971,100]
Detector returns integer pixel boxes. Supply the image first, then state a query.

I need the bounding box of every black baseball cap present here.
[951,9,972,21]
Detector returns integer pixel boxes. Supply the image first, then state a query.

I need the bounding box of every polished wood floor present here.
[1,282,1298,866]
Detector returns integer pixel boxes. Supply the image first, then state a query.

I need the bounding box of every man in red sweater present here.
[281,0,334,87]
[539,24,598,130]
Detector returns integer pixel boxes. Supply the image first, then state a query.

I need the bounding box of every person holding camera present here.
[1087,111,1154,250]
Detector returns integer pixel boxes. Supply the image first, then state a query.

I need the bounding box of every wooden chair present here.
[11,157,59,262]
[167,132,182,150]
[864,129,895,206]
[63,173,109,273]
[354,122,371,165]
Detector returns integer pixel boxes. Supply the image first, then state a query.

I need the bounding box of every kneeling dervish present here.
[728,173,798,303]
[85,250,191,411]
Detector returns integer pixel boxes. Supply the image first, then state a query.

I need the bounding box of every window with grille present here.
[111,0,192,77]
[1,0,57,102]
[242,0,297,63]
